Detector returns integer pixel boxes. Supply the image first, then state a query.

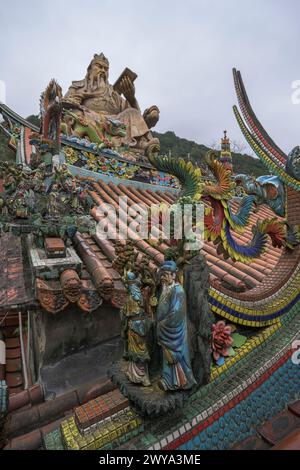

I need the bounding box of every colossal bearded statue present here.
[63,53,160,156]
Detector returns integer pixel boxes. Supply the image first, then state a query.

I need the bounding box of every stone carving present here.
[0,161,96,243]
[60,269,82,303]
[63,53,160,156]
[76,280,103,313]
[36,278,70,315]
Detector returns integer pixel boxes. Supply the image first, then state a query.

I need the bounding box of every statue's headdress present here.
[88,53,109,70]
[126,271,137,281]
[160,261,177,273]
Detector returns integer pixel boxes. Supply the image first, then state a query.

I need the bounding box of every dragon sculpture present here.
[147,148,300,265]
[146,67,300,265]
[60,109,127,150]
[39,79,63,151]
[234,174,286,217]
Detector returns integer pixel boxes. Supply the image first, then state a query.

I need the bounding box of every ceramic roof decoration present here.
[0,56,300,451]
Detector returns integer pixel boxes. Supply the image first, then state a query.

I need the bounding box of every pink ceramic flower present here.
[211,321,233,361]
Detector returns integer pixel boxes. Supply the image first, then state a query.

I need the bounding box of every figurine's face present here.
[161,270,175,286]
[91,61,109,83]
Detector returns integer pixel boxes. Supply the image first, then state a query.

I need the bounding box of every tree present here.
[26,114,40,128]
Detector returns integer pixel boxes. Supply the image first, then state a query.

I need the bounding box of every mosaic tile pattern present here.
[233,105,300,192]
[179,356,300,450]
[209,263,300,326]
[43,428,64,450]
[65,152,179,189]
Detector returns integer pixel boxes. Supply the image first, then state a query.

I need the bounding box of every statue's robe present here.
[156,283,196,391]
[64,81,149,147]
[121,285,151,386]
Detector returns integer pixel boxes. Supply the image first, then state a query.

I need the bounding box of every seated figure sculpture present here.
[63,53,160,156]
[156,261,197,391]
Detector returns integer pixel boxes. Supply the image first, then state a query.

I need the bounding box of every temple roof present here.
[0,176,283,315]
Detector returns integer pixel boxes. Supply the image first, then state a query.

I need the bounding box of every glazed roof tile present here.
[233,400,300,450]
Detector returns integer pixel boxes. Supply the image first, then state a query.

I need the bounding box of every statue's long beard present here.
[87,74,107,92]
[160,282,175,303]
[98,75,107,89]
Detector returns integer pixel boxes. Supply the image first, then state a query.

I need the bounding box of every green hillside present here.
[153,130,270,177]
[0,130,15,162]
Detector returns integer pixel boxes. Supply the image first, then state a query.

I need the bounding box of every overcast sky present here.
[0,0,299,154]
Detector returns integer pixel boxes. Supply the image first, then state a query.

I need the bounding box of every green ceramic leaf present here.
[232,333,247,349]
[227,346,236,357]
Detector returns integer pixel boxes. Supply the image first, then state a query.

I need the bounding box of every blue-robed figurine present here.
[156,261,196,391]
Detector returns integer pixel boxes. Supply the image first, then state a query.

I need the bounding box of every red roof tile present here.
[6,357,22,373]
[6,348,22,360]
[5,337,20,349]
[272,428,300,450]
[6,372,23,389]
